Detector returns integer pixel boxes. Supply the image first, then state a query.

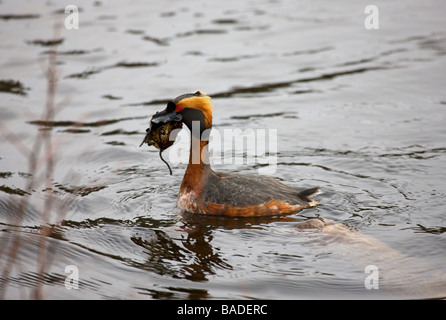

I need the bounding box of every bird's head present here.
[151,90,213,139]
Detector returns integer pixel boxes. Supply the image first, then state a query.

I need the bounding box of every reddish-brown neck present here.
[180,134,211,194]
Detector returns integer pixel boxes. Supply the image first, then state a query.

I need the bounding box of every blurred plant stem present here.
[0,22,63,300]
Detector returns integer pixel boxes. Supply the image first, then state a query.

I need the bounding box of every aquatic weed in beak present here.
[140,119,183,175]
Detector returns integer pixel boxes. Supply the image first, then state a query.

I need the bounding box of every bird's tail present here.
[298,187,320,203]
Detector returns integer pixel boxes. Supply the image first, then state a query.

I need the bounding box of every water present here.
[1,0,445,299]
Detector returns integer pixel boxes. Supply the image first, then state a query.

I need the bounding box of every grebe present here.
[143,91,320,217]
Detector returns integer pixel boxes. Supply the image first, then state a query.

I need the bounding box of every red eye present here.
[175,105,183,112]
